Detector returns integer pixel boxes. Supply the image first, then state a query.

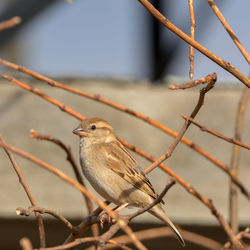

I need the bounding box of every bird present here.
[73,117,185,246]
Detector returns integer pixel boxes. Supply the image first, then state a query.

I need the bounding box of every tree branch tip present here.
[16,209,21,215]
[19,237,33,250]
[167,178,176,186]
[12,16,22,24]
[29,129,36,138]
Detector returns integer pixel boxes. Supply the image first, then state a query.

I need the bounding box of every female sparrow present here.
[73,117,185,246]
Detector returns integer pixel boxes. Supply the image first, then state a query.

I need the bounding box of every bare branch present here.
[0,134,46,247]
[146,73,217,173]
[188,0,195,80]
[223,227,250,249]
[16,206,78,235]
[20,238,33,250]
[229,87,250,233]
[101,227,222,250]
[182,114,250,150]
[29,129,99,239]
[206,0,250,64]
[129,179,176,220]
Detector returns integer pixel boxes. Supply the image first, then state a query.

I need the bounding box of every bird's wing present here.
[104,140,163,203]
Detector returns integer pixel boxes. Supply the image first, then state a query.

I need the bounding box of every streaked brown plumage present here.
[73,117,185,246]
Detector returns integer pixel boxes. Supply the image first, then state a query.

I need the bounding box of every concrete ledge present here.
[0,77,249,225]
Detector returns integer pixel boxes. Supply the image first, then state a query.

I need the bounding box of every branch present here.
[182,114,250,150]
[188,0,195,80]
[37,237,131,250]
[20,238,33,250]
[146,73,217,173]
[223,227,250,249]
[229,87,250,233]
[169,73,214,90]
[16,206,78,235]
[137,0,250,87]
[29,129,99,239]
[128,179,176,221]
[63,201,110,244]
[0,134,46,248]
[206,0,250,64]
[1,74,85,121]
[101,227,222,250]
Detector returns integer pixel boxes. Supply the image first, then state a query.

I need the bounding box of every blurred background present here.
[0,0,249,81]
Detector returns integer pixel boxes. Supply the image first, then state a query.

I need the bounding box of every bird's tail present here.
[149,205,185,246]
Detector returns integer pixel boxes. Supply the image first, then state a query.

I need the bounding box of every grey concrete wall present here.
[0,78,249,226]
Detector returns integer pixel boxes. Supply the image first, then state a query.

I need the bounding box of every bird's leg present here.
[99,203,129,229]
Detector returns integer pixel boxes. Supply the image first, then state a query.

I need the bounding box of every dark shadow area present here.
[1,217,249,249]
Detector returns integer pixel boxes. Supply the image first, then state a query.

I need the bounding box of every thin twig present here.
[169,73,213,90]
[188,0,195,80]
[36,237,131,250]
[96,180,176,248]
[229,87,250,234]
[20,238,33,250]
[223,227,250,249]
[16,206,78,235]
[137,0,250,87]
[0,16,21,31]
[0,134,46,248]
[1,74,84,120]
[146,73,217,173]
[206,0,250,64]
[128,179,176,220]
[1,66,247,199]
[29,129,99,239]
[64,201,110,244]
[182,114,250,150]
[0,141,146,250]
[99,227,222,250]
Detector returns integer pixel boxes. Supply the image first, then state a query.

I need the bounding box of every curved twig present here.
[206,0,250,64]
[188,0,195,80]
[16,206,78,235]
[146,73,216,173]
[182,114,250,150]
[29,129,100,239]
[0,134,46,248]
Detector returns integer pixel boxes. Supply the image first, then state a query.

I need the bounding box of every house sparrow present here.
[73,117,185,246]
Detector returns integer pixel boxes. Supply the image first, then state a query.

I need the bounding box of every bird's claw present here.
[99,212,113,229]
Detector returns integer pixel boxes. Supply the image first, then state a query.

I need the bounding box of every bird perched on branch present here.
[73,117,185,246]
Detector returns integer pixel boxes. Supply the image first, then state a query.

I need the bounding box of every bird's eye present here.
[91,125,96,130]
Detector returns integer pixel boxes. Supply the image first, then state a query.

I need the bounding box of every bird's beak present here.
[72,126,88,137]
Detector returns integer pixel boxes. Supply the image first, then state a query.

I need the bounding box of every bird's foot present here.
[99,212,113,229]
[99,203,129,229]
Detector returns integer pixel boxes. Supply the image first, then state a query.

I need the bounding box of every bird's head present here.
[73,117,116,143]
